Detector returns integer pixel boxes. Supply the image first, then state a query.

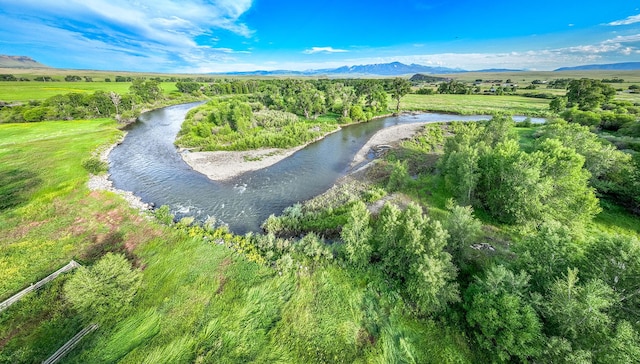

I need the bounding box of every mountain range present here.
[2,54,640,75]
[554,62,640,71]
[0,55,49,68]
[217,62,467,76]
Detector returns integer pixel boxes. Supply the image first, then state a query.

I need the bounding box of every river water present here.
[109,102,543,233]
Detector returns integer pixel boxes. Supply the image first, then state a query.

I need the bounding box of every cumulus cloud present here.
[0,0,254,71]
[608,14,640,26]
[303,47,349,54]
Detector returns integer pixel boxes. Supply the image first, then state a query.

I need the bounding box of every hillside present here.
[0,55,49,68]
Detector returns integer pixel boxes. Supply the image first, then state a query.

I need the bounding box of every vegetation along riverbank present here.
[1,70,640,362]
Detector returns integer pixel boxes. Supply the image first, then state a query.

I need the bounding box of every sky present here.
[0,0,639,73]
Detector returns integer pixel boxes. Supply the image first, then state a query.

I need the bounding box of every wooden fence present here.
[42,323,98,364]
[0,260,81,312]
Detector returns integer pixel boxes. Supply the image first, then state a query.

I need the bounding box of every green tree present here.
[386,160,408,192]
[130,79,162,103]
[465,265,543,362]
[477,139,548,224]
[542,268,615,351]
[442,144,480,205]
[379,203,459,313]
[579,234,640,322]
[390,77,411,113]
[513,221,579,293]
[566,78,616,111]
[64,253,142,320]
[176,81,201,94]
[341,201,373,268]
[373,202,401,262]
[599,321,640,363]
[443,200,482,262]
[535,138,600,228]
[293,81,325,119]
[227,99,253,132]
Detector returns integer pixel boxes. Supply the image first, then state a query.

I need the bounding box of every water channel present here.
[109,102,544,234]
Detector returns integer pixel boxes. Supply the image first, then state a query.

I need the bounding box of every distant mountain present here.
[313,62,466,76]
[0,55,49,68]
[219,62,466,76]
[554,62,640,71]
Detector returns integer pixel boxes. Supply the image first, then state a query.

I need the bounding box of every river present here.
[109,102,544,234]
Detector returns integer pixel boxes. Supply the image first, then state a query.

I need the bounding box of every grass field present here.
[0,119,124,297]
[401,94,552,116]
[0,81,179,102]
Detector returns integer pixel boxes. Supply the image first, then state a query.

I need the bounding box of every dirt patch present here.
[5,219,49,241]
[215,258,233,295]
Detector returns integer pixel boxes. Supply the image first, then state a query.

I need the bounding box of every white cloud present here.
[0,0,255,71]
[303,47,349,54]
[608,14,640,26]
[603,34,640,44]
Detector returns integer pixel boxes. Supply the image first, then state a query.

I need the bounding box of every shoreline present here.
[181,120,429,182]
[87,134,152,212]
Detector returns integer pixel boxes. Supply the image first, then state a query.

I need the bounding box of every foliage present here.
[443,199,482,262]
[440,116,600,227]
[153,205,175,225]
[465,265,543,362]
[376,202,459,314]
[390,77,411,113]
[341,200,373,268]
[512,220,580,293]
[566,78,616,111]
[542,268,615,351]
[537,120,638,212]
[130,79,162,103]
[437,80,472,95]
[386,159,409,192]
[64,253,142,320]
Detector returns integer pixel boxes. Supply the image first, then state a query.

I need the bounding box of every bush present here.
[154,205,174,225]
[349,105,366,122]
[387,160,409,192]
[64,253,142,321]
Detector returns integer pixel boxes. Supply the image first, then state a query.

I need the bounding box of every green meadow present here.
[0,81,178,102]
[401,93,552,116]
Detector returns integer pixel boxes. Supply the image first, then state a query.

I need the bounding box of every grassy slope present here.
[0,119,123,297]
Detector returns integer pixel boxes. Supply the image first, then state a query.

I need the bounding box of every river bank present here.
[180,120,428,182]
[87,135,152,212]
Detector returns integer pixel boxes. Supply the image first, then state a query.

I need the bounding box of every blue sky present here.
[0,0,639,72]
